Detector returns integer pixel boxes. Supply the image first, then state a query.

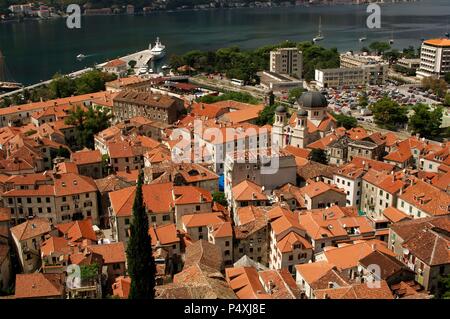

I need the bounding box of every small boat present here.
[76,54,86,60]
[313,17,324,43]
[445,32,449,38]
[389,30,394,45]
[161,64,170,69]
[359,37,367,42]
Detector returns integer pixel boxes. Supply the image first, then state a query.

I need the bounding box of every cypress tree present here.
[126,172,156,299]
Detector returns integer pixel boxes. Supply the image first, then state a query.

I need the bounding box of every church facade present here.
[272,91,337,149]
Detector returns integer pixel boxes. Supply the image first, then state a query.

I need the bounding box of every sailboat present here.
[313,17,324,43]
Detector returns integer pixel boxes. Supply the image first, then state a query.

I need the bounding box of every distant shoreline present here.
[0,1,417,24]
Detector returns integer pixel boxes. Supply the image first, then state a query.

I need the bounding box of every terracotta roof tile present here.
[10,218,52,241]
[225,267,271,299]
[71,149,102,165]
[182,212,225,228]
[88,242,126,264]
[15,273,65,299]
[399,179,450,216]
[149,223,180,246]
[232,180,268,202]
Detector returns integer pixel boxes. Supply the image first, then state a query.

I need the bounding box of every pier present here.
[0,47,155,99]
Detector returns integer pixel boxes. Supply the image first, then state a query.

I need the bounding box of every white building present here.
[416,38,450,79]
[315,63,388,89]
[333,164,365,207]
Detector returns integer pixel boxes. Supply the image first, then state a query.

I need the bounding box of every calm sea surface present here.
[1,0,449,85]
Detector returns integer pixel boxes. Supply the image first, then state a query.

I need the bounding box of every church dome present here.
[297,91,328,108]
[275,105,287,113]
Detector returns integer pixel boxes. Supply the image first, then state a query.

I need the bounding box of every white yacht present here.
[76,54,86,60]
[359,36,367,42]
[149,37,166,60]
[313,17,324,43]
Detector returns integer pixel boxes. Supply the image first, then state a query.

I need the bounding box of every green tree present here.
[297,42,340,81]
[0,96,12,108]
[48,73,77,98]
[333,113,358,129]
[369,97,408,131]
[197,91,259,104]
[126,172,156,299]
[256,103,277,126]
[310,148,328,165]
[75,70,116,95]
[56,146,71,159]
[444,93,450,107]
[434,274,450,299]
[288,87,305,104]
[65,106,112,150]
[212,191,228,206]
[383,50,401,64]
[128,60,137,69]
[369,41,391,55]
[408,103,443,140]
[445,73,450,84]
[401,46,418,59]
[80,263,99,281]
[358,92,368,108]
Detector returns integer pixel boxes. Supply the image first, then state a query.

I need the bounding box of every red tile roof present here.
[10,218,52,241]
[225,267,271,299]
[15,273,65,299]
[398,179,450,217]
[182,212,225,228]
[149,223,180,246]
[55,219,97,242]
[109,183,175,217]
[301,180,346,198]
[71,149,102,166]
[382,207,411,223]
[320,239,395,271]
[88,242,126,264]
[232,180,268,202]
[363,169,406,194]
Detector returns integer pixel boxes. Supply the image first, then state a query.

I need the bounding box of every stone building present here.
[113,90,184,124]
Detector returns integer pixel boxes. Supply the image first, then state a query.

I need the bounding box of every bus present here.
[230,78,244,86]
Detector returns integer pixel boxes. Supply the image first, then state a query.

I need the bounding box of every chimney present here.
[371,244,376,251]
[328,282,334,288]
